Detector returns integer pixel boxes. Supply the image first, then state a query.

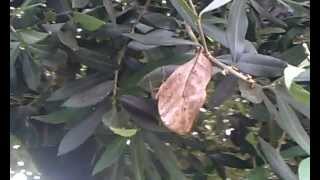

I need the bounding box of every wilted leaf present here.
[123,32,198,46]
[259,138,298,180]
[73,12,106,31]
[226,0,248,61]
[156,49,213,134]
[57,30,79,51]
[58,103,108,155]
[47,73,107,101]
[200,0,232,15]
[63,80,113,108]
[92,137,126,175]
[31,107,91,124]
[19,29,48,44]
[238,53,287,77]
[298,157,310,180]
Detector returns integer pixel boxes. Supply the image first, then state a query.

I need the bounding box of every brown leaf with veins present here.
[156,48,213,135]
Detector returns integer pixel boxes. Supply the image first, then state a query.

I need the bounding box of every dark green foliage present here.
[10,0,309,179]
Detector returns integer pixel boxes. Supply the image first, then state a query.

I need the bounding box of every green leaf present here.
[47,73,107,101]
[73,12,106,31]
[31,107,91,124]
[227,0,248,61]
[123,32,198,46]
[19,29,48,44]
[281,146,308,159]
[72,0,90,8]
[289,83,310,106]
[276,95,310,154]
[109,127,138,137]
[22,52,41,91]
[92,137,126,175]
[130,134,146,180]
[258,27,286,35]
[144,132,187,180]
[62,80,113,108]
[167,0,198,29]
[259,138,298,180]
[200,0,232,16]
[298,157,310,180]
[57,30,79,51]
[247,166,268,180]
[58,104,108,155]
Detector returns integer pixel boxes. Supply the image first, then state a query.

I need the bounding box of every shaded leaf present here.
[22,53,41,91]
[168,0,198,29]
[226,0,248,61]
[200,0,232,15]
[259,138,298,180]
[238,80,263,104]
[202,23,229,47]
[31,107,91,124]
[103,0,117,25]
[289,83,309,106]
[281,45,308,66]
[19,29,48,44]
[143,12,178,30]
[298,157,310,180]
[144,132,187,180]
[247,166,268,180]
[42,23,65,33]
[63,80,113,108]
[57,30,79,51]
[209,153,253,169]
[92,137,126,175]
[281,146,308,159]
[138,65,178,93]
[58,103,108,155]
[238,53,287,77]
[47,73,107,101]
[72,0,90,8]
[249,0,287,28]
[73,12,106,31]
[123,32,198,46]
[209,75,238,108]
[156,49,213,134]
[130,134,146,180]
[258,27,286,35]
[276,94,310,154]
[128,41,158,51]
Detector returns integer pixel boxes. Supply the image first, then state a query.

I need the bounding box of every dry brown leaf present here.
[156,49,213,135]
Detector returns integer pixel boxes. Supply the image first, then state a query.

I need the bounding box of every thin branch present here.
[276,132,286,152]
[185,23,199,43]
[206,53,256,84]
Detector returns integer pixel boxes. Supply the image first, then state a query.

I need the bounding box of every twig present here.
[185,23,199,43]
[206,53,256,84]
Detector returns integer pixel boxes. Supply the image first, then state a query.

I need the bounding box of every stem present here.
[276,132,286,152]
[206,53,256,84]
[185,23,199,44]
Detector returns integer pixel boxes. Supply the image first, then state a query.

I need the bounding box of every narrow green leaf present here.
[73,12,106,31]
[276,95,310,154]
[123,33,198,46]
[289,83,310,106]
[298,157,310,180]
[31,107,91,124]
[72,0,90,8]
[22,53,41,91]
[109,127,138,137]
[130,134,146,180]
[259,138,298,180]
[57,30,80,51]
[92,137,126,175]
[144,132,187,180]
[62,80,113,108]
[200,0,232,16]
[247,166,268,180]
[58,104,108,155]
[19,29,48,44]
